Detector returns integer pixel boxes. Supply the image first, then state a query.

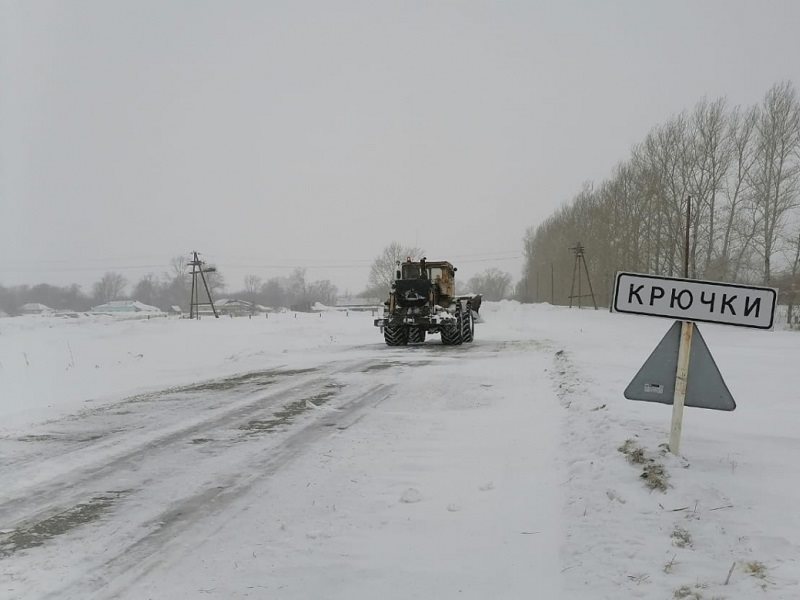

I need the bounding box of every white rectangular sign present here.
[612,272,777,330]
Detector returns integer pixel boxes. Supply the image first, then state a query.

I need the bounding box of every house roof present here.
[91,300,162,313]
[20,303,53,311]
[216,298,253,307]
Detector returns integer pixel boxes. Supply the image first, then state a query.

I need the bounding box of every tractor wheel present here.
[440,310,463,345]
[384,324,409,346]
[408,326,426,344]
[461,304,474,343]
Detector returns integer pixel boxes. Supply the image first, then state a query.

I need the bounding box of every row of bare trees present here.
[239,268,338,311]
[0,257,224,315]
[0,260,341,315]
[520,82,800,306]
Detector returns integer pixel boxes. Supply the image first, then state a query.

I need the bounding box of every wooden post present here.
[671,197,694,454]
[669,320,693,454]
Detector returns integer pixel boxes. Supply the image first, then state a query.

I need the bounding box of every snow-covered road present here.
[1,304,799,599]
[0,328,562,599]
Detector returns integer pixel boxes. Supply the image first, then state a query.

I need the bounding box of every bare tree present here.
[243,274,262,313]
[261,278,288,309]
[307,280,338,307]
[750,82,800,284]
[286,268,308,310]
[716,105,759,279]
[169,255,189,282]
[467,268,513,301]
[133,273,159,306]
[93,272,127,304]
[690,97,731,276]
[785,231,800,324]
[367,242,424,295]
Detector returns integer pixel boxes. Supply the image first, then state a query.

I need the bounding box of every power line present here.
[1,255,523,273]
[0,252,526,293]
[0,264,168,273]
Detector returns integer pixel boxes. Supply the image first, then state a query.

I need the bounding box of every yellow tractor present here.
[374,258,481,346]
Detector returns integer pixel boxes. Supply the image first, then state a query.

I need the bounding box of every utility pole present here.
[568,242,597,309]
[188,251,219,319]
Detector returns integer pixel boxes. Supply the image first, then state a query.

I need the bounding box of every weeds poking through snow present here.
[671,526,693,548]
[618,439,670,491]
[673,584,704,599]
[618,439,645,463]
[663,554,678,574]
[743,560,768,579]
[641,462,668,492]
[626,573,650,584]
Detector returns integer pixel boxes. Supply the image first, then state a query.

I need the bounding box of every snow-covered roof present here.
[20,303,53,312]
[216,298,253,307]
[91,300,162,313]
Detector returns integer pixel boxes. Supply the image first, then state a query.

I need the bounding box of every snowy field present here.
[0,303,798,599]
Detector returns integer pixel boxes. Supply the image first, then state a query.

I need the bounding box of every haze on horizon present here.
[2,1,799,295]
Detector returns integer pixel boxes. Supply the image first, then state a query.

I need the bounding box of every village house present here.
[19,303,54,315]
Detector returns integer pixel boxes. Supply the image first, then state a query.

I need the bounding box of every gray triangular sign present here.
[624,321,736,411]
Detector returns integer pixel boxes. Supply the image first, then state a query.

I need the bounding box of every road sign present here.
[625,321,735,411]
[612,272,777,330]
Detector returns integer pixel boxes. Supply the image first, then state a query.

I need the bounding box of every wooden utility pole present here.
[188,251,219,319]
[568,242,597,309]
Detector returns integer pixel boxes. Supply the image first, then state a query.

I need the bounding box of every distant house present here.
[20,303,54,315]
[91,300,163,315]
[335,296,383,312]
[169,305,183,315]
[214,298,257,317]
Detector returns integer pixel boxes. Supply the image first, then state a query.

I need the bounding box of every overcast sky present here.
[2,1,799,295]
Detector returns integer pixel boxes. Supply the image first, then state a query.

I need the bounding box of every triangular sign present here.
[624,321,736,411]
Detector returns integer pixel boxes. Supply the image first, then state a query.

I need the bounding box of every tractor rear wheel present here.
[440,311,463,345]
[461,304,474,343]
[408,326,426,344]
[384,324,409,346]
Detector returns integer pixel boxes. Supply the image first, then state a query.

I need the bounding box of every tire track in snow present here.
[1,343,488,598]
[42,383,395,600]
